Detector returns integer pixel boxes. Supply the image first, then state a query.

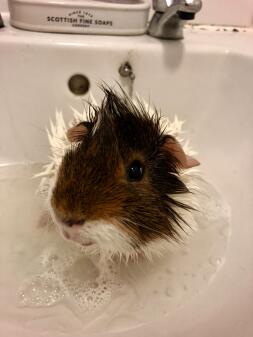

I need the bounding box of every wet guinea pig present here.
[49,87,199,260]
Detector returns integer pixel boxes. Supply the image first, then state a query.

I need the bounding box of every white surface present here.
[8,0,150,34]
[0,13,253,337]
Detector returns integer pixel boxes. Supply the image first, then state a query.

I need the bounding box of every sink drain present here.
[68,74,90,96]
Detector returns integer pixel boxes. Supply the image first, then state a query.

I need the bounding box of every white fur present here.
[36,93,200,262]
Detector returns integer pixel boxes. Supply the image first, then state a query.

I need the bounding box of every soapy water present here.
[0,163,231,334]
[19,239,121,314]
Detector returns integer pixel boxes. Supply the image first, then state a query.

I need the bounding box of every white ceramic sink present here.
[0,13,253,337]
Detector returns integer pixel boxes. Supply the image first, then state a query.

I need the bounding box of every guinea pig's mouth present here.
[49,208,95,247]
[62,227,95,247]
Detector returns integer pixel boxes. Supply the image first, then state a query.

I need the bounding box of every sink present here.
[0,13,253,337]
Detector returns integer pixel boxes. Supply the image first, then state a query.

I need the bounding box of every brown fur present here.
[51,86,193,249]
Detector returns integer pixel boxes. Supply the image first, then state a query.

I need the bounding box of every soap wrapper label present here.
[47,11,113,28]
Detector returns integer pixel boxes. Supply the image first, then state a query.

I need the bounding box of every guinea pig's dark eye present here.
[127,160,144,182]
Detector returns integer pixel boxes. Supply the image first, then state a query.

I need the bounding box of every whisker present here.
[122,218,165,237]
[34,145,66,151]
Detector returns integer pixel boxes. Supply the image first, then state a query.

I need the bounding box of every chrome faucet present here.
[148,0,202,39]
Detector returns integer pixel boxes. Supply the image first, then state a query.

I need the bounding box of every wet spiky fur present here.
[37,86,199,261]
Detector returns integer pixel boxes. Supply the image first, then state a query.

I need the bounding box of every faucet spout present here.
[148,0,202,40]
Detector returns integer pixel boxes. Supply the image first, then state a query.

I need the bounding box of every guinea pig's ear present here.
[67,122,89,143]
[163,136,200,169]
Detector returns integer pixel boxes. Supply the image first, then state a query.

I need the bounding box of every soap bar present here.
[9,0,150,35]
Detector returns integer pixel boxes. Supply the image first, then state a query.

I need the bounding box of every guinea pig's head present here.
[50,87,199,260]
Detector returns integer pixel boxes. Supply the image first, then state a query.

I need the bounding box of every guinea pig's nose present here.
[62,218,85,227]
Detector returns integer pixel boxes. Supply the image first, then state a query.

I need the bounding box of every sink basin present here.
[0,13,253,337]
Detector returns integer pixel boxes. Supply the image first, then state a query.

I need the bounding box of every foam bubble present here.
[19,273,64,307]
[18,237,122,313]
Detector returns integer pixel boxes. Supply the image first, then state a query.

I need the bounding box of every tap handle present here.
[153,0,202,13]
[152,0,169,12]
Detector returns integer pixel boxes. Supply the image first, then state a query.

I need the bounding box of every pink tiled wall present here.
[0,0,8,11]
[195,0,253,27]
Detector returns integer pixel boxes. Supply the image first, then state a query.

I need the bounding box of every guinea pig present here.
[49,86,199,261]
